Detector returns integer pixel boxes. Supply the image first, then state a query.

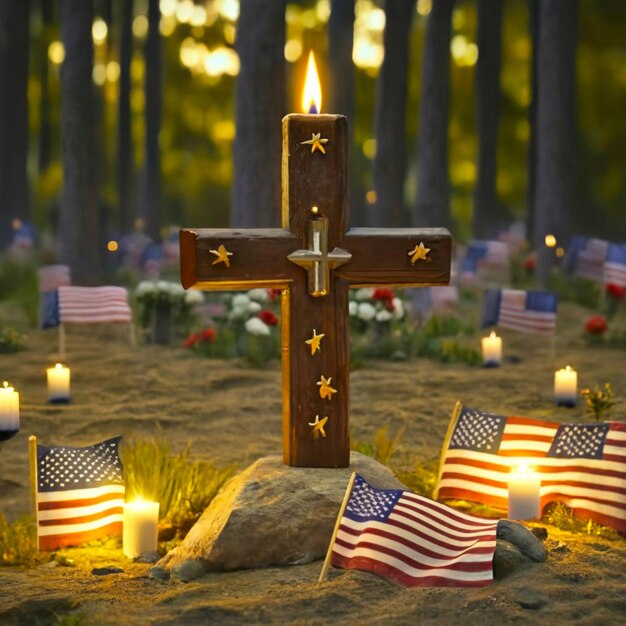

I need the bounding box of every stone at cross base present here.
[180,113,452,468]
[157,453,547,581]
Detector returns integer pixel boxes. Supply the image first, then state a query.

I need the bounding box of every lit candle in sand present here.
[123,499,160,558]
[0,381,19,439]
[508,464,540,520]
[554,365,577,407]
[47,363,71,403]
[481,331,502,367]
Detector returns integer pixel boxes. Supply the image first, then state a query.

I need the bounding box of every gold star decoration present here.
[317,375,337,400]
[210,244,233,268]
[300,132,329,155]
[305,329,325,356]
[308,415,329,438]
[408,241,430,264]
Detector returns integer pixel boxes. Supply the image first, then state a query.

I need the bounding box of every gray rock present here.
[515,588,549,610]
[497,520,547,562]
[148,566,170,581]
[91,566,124,576]
[159,452,406,573]
[171,559,205,582]
[492,540,528,580]
[135,551,160,563]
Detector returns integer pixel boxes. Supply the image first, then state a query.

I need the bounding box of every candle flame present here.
[511,463,537,476]
[565,365,572,372]
[301,51,322,114]
[55,363,64,370]
[489,331,496,338]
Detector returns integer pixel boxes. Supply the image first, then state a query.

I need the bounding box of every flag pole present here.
[433,401,463,500]
[59,323,66,359]
[318,471,357,585]
[28,435,39,548]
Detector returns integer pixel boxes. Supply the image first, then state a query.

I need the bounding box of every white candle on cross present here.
[47,363,71,403]
[554,365,577,407]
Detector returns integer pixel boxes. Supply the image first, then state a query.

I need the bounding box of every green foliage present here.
[580,383,619,421]
[549,273,601,309]
[121,437,236,537]
[0,512,38,567]
[0,259,39,326]
[411,315,480,366]
[393,457,439,500]
[0,327,27,353]
[352,425,404,466]
[542,501,621,540]
[53,613,88,626]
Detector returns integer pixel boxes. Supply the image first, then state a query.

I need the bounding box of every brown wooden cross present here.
[180,114,451,468]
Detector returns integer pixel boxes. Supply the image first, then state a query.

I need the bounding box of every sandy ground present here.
[1,301,625,625]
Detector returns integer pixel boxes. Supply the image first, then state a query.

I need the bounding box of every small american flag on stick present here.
[435,403,626,533]
[320,474,499,588]
[482,288,557,336]
[33,436,125,551]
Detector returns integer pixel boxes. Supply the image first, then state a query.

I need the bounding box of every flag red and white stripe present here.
[575,238,608,282]
[330,475,499,588]
[38,265,71,293]
[498,289,556,335]
[58,286,132,324]
[436,406,626,533]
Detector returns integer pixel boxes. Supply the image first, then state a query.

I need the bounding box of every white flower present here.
[245,317,270,336]
[375,309,392,322]
[232,294,251,310]
[247,288,269,303]
[184,288,204,305]
[167,282,185,296]
[135,281,155,296]
[349,301,358,316]
[354,288,375,301]
[248,301,262,313]
[392,297,404,320]
[357,302,376,321]
[156,280,170,292]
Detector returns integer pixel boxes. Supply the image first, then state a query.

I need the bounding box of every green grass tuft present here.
[0,512,38,567]
[352,425,404,466]
[541,501,622,540]
[121,437,236,537]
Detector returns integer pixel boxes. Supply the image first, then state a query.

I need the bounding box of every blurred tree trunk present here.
[371,0,415,227]
[118,0,133,233]
[141,0,162,240]
[411,0,454,230]
[231,0,286,227]
[0,0,30,250]
[328,0,364,225]
[59,0,102,283]
[39,0,53,174]
[472,0,504,239]
[533,0,579,286]
[525,0,539,243]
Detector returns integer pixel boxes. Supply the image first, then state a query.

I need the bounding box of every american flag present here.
[482,288,557,335]
[604,243,626,288]
[435,405,626,533]
[37,265,71,293]
[460,240,509,281]
[36,437,125,551]
[41,286,133,328]
[330,475,499,588]
[564,236,609,282]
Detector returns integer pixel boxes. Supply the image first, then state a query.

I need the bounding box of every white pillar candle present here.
[554,365,577,407]
[123,500,160,558]
[47,363,71,403]
[508,465,541,520]
[481,331,502,367]
[0,381,20,435]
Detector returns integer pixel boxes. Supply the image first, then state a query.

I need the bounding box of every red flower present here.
[259,310,279,326]
[184,333,198,348]
[523,257,536,271]
[585,315,607,335]
[199,327,217,343]
[606,283,626,299]
[268,288,282,301]
[373,288,394,302]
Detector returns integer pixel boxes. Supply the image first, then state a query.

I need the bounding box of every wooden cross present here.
[180,113,451,468]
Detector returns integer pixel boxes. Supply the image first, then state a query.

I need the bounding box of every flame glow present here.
[301,51,322,114]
